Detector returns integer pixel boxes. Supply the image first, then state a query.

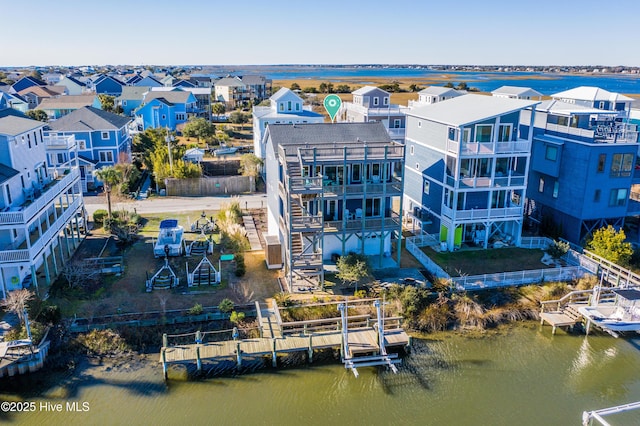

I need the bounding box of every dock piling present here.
[236,341,242,367]
[196,346,202,372]
[308,335,313,363]
[272,338,277,367]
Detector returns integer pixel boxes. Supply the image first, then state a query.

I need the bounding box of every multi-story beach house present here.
[264,122,404,291]
[522,86,640,244]
[47,107,132,191]
[135,90,198,131]
[491,86,543,100]
[339,86,408,142]
[407,86,465,108]
[252,88,324,160]
[0,116,84,297]
[404,94,540,251]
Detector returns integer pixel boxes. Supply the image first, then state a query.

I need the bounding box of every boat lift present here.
[146,245,180,292]
[339,299,401,378]
[186,255,221,287]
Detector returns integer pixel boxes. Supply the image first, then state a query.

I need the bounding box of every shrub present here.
[353,289,367,299]
[235,254,246,277]
[547,239,570,259]
[5,322,46,344]
[218,298,234,313]
[187,303,203,316]
[93,209,108,224]
[230,311,245,324]
[75,329,129,355]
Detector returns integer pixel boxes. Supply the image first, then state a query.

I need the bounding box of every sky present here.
[3,0,640,67]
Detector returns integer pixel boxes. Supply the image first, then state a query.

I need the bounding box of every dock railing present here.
[453,266,587,292]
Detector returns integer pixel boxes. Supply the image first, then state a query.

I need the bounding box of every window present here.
[351,164,361,183]
[594,189,601,202]
[552,181,559,198]
[279,103,284,111]
[599,101,605,109]
[557,116,569,126]
[418,121,422,128]
[101,132,109,140]
[423,181,430,195]
[611,153,634,177]
[393,119,401,128]
[609,188,628,206]
[27,134,31,149]
[545,145,558,161]
[162,114,166,120]
[373,97,379,106]
[5,185,11,205]
[448,127,458,141]
[462,128,470,143]
[122,100,127,106]
[538,178,544,193]
[475,124,492,142]
[295,103,300,111]
[287,101,291,111]
[383,97,389,106]
[57,153,64,164]
[365,198,381,216]
[498,124,511,142]
[99,151,114,163]
[416,163,420,170]
[410,145,414,155]
[597,154,606,172]
[78,140,86,150]
[176,113,185,121]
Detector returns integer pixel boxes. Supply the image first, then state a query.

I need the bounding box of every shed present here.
[183,148,205,163]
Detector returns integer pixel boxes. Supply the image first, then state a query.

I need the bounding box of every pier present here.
[160,298,410,379]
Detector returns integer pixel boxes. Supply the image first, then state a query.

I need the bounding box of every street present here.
[83,193,269,216]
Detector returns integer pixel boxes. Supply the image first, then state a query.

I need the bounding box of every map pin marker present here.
[323,94,342,123]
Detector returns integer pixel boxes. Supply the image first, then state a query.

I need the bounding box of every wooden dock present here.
[540,303,584,334]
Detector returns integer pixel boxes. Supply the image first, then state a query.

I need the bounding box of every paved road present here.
[83,193,269,216]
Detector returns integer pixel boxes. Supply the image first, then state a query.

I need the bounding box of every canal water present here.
[3,324,640,425]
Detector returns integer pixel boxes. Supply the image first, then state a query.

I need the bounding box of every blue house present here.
[47,106,132,191]
[11,76,46,93]
[135,89,198,131]
[404,94,539,250]
[522,87,640,244]
[116,86,151,117]
[93,75,124,96]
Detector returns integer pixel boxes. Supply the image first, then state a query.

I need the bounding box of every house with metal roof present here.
[252,88,324,160]
[404,94,539,251]
[338,86,408,142]
[491,86,543,100]
[264,122,404,291]
[135,89,198,131]
[521,89,640,244]
[37,94,102,120]
[0,115,84,296]
[47,106,132,191]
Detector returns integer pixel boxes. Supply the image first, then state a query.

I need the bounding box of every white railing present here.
[519,236,553,249]
[546,123,594,139]
[0,195,83,263]
[43,134,76,149]
[0,168,80,226]
[387,128,405,139]
[405,235,449,279]
[342,102,408,116]
[441,205,522,221]
[447,139,531,155]
[452,266,586,291]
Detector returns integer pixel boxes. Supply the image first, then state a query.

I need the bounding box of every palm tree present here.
[94,166,123,221]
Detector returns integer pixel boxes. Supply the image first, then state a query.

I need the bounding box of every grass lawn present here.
[423,247,549,277]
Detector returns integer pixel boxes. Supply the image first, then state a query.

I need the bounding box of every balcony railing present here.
[322,181,403,196]
[0,168,80,226]
[298,144,404,162]
[545,123,639,144]
[290,214,323,231]
[447,139,531,155]
[342,102,408,116]
[44,134,76,150]
[387,128,406,139]
[0,195,83,263]
[325,214,401,233]
[445,174,526,189]
[441,205,523,221]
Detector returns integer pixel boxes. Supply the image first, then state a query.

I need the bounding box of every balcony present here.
[324,213,401,233]
[441,205,523,222]
[44,134,76,150]
[445,174,526,189]
[0,168,80,226]
[387,127,406,140]
[545,123,639,144]
[342,102,408,116]
[0,195,83,263]
[322,180,403,197]
[447,139,531,156]
[298,144,404,162]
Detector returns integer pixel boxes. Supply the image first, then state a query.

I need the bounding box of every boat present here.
[213,145,239,156]
[578,288,640,333]
[154,219,184,257]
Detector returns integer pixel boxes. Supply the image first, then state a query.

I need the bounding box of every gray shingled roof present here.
[48,106,131,131]
[268,122,391,147]
[143,90,192,104]
[241,75,266,85]
[117,86,151,101]
[0,116,44,136]
[215,77,245,87]
[0,163,19,185]
[37,94,98,110]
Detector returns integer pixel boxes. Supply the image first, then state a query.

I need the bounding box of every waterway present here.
[2,324,640,425]
[203,65,640,95]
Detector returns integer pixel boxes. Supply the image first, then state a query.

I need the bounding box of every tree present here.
[336,253,371,291]
[335,84,351,93]
[182,117,216,144]
[218,298,234,313]
[319,82,328,93]
[172,159,202,179]
[290,82,301,91]
[239,153,262,192]
[443,82,454,88]
[409,84,421,92]
[114,155,141,195]
[98,94,116,113]
[25,109,48,122]
[587,225,633,266]
[211,103,226,119]
[1,289,33,325]
[94,166,123,221]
